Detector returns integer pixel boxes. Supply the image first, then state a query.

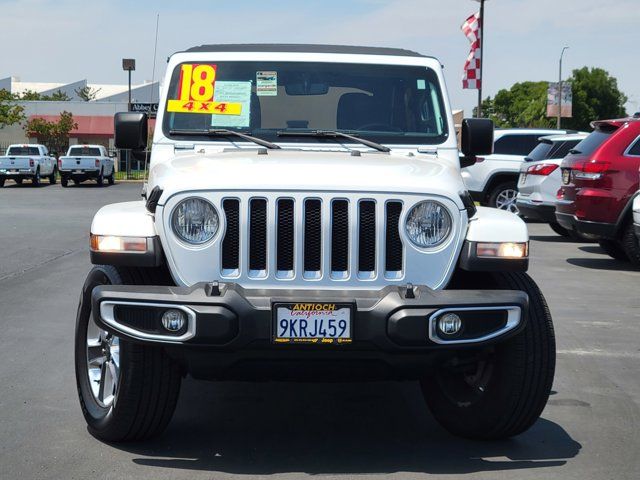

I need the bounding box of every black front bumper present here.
[555,212,616,238]
[92,283,527,379]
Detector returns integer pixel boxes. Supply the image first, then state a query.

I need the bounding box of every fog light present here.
[438,313,462,335]
[161,309,186,332]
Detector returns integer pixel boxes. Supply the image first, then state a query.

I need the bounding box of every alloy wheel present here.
[86,314,120,408]
[495,189,519,214]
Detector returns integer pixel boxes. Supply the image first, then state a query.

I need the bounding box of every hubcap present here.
[86,314,120,408]
[495,189,519,214]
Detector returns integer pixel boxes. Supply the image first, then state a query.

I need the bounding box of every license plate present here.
[519,173,527,184]
[74,169,84,173]
[273,302,353,345]
[562,169,571,185]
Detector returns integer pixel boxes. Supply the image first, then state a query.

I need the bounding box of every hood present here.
[150,149,466,205]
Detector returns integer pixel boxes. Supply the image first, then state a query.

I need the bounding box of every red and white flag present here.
[462,12,481,90]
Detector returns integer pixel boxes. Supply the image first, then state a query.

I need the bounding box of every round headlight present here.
[405,201,452,248]
[171,198,219,245]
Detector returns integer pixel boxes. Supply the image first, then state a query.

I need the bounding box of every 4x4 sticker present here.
[167,63,242,115]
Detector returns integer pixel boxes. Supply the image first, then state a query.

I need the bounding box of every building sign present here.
[547,82,572,118]
[130,103,159,117]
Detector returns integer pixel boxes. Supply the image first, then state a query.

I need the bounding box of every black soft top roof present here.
[181,43,429,58]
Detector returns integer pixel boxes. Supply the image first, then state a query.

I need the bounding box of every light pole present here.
[121,59,136,177]
[557,46,569,129]
[122,58,136,112]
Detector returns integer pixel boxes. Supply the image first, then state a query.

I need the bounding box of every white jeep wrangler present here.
[74,44,555,442]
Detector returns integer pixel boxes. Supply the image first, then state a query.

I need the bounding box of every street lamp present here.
[122,58,136,112]
[557,46,569,129]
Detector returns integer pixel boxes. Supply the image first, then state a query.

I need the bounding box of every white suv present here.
[73,44,555,443]
[516,133,589,239]
[462,128,574,213]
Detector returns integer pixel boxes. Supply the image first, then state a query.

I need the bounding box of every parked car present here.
[74,44,555,443]
[462,128,574,213]
[516,133,591,239]
[0,144,57,187]
[556,118,640,263]
[58,144,115,187]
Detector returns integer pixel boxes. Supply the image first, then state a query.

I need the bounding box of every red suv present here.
[556,118,640,264]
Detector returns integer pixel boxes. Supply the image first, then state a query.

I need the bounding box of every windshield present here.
[7,146,39,156]
[162,61,448,146]
[68,147,102,156]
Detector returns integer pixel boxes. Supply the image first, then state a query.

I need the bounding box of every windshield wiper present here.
[276,129,391,153]
[169,128,281,149]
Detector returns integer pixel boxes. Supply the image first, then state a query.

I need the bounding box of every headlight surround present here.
[171,198,219,245]
[405,201,452,248]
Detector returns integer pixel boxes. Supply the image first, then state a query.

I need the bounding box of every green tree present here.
[19,89,71,101]
[478,67,628,131]
[24,111,78,154]
[563,67,627,130]
[479,81,555,128]
[0,89,25,128]
[74,86,101,101]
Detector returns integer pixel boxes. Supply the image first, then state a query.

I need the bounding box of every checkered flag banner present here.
[462,11,481,90]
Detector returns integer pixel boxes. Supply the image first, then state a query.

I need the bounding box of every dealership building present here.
[0,77,158,154]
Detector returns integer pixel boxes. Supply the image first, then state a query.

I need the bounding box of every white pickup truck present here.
[58,144,115,187]
[0,144,57,187]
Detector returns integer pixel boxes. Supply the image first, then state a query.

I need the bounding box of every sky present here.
[1,0,639,115]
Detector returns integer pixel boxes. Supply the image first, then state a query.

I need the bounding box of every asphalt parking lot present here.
[1,181,639,480]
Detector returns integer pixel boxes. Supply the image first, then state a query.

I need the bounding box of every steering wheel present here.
[356,123,403,133]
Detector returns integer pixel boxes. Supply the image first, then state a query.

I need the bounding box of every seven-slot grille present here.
[220,197,404,281]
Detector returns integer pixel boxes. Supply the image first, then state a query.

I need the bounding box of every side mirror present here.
[460,118,494,167]
[114,112,148,150]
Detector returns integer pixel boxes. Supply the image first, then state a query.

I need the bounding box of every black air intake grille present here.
[304,199,322,271]
[221,199,239,270]
[358,201,376,272]
[331,200,349,272]
[385,202,403,271]
[277,199,295,271]
[249,199,267,271]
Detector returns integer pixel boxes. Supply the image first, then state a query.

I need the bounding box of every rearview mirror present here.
[114,112,148,150]
[460,118,494,167]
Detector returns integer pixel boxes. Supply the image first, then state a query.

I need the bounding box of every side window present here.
[494,134,541,156]
[627,137,640,156]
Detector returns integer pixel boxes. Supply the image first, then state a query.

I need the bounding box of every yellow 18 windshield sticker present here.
[166,63,242,116]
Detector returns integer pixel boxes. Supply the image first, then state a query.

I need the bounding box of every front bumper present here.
[555,212,616,238]
[92,282,528,378]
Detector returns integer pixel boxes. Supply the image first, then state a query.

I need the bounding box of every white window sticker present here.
[417,79,426,90]
[210,81,252,128]
[256,71,278,96]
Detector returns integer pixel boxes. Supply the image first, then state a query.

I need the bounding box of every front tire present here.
[598,239,628,261]
[421,271,556,440]
[75,265,182,442]
[488,181,519,215]
[108,169,115,185]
